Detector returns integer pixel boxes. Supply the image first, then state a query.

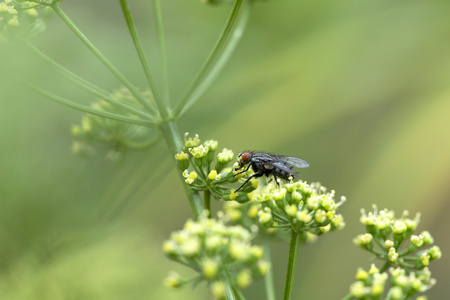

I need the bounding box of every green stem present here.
[152,0,170,105]
[26,43,155,122]
[283,230,300,300]
[263,238,277,300]
[28,84,156,127]
[233,285,247,300]
[51,3,158,116]
[204,190,211,217]
[379,261,391,273]
[121,134,161,149]
[175,0,247,117]
[341,293,354,300]
[158,121,205,220]
[119,0,168,119]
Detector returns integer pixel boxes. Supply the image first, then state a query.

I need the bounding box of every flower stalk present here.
[119,0,167,119]
[51,3,158,115]
[283,230,300,300]
[159,122,205,220]
[175,0,246,117]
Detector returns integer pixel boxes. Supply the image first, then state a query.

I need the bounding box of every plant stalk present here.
[158,121,205,220]
[152,0,171,106]
[51,3,158,116]
[28,84,156,127]
[119,0,167,119]
[26,43,155,121]
[283,230,300,300]
[175,0,245,117]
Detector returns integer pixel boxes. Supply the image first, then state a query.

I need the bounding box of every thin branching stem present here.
[152,0,170,106]
[28,84,156,127]
[158,121,205,220]
[175,0,248,118]
[51,3,158,116]
[341,293,354,300]
[221,271,238,300]
[204,190,211,217]
[26,43,155,122]
[119,0,168,119]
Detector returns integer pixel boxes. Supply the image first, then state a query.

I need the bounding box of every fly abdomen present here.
[273,167,296,181]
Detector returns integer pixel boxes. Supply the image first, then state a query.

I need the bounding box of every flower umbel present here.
[72,87,159,162]
[347,265,436,299]
[163,216,269,297]
[0,0,59,41]
[354,206,441,272]
[249,181,345,239]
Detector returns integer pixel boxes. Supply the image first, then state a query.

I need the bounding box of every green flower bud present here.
[390,286,404,299]
[184,132,200,147]
[285,204,297,217]
[258,211,273,225]
[257,260,270,275]
[210,281,225,299]
[164,272,182,288]
[349,281,367,297]
[411,235,424,247]
[306,195,319,210]
[217,148,234,163]
[202,258,219,279]
[428,246,442,260]
[204,140,218,151]
[383,240,393,250]
[296,210,312,223]
[369,264,379,274]
[392,220,407,234]
[420,253,430,266]
[355,268,368,280]
[163,240,178,256]
[353,233,373,246]
[320,224,331,233]
[175,151,189,161]
[237,269,252,288]
[388,247,398,262]
[208,170,218,180]
[180,238,200,257]
[314,209,327,223]
[319,195,336,211]
[421,231,434,244]
[190,145,209,158]
[175,151,190,170]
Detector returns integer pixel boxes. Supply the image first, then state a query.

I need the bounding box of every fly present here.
[234,151,309,192]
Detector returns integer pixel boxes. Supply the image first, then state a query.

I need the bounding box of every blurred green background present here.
[1,0,450,299]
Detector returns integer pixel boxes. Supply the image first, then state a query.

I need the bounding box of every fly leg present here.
[233,163,251,177]
[235,173,262,192]
[273,174,280,187]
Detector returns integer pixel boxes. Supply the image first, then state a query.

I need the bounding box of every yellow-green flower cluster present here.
[248,181,345,238]
[72,87,158,162]
[355,206,441,271]
[349,264,388,299]
[0,0,57,41]
[175,134,238,200]
[163,216,269,297]
[348,265,435,299]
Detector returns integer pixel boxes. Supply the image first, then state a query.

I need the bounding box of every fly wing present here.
[264,160,299,176]
[274,155,309,168]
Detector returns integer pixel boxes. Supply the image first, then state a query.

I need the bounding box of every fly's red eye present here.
[241,152,251,163]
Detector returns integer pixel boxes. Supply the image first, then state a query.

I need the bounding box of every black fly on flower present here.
[234,151,309,192]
